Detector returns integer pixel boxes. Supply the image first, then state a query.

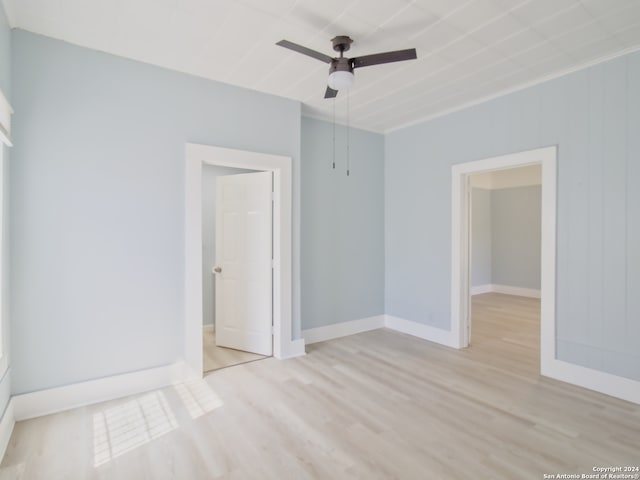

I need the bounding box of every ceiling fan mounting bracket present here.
[331,36,353,54]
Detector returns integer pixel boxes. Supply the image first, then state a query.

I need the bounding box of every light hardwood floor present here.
[203,327,267,373]
[1,293,638,479]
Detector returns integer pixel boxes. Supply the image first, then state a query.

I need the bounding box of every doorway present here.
[468,164,542,342]
[201,165,270,372]
[467,165,543,373]
[185,143,303,378]
[450,146,557,375]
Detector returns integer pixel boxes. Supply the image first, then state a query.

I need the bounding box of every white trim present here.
[441,142,640,411]
[0,145,4,362]
[386,44,640,134]
[538,150,558,383]
[470,284,493,295]
[471,284,540,298]
[12,362,191,421]
[492,284,540,299]
[446,146,640,407]
[0,125,10,148]
[203,324,214,331]
[303,316,385,345]
[384,315,458,348]
[277,338,306,359]
[0,398,14,460]
[451,146,556,350]
[530,149,638,403]
[543,359,640,405]
[302,314,459,349]
[0,89,12,147]
[301,318,640,405]
[185,143,304,376]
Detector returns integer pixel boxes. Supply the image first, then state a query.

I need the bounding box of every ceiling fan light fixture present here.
[328,70,354,91]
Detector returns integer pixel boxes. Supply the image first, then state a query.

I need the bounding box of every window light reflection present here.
[93,390,177,467]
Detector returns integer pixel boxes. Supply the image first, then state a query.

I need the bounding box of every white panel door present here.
[214,171,273,356]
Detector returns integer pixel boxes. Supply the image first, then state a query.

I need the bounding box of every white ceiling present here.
[3,0,640,133]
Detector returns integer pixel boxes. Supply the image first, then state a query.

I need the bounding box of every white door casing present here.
[451,146,555,351]
[215,172,273,356]
[185,143,305,378]
[452,145,640,404]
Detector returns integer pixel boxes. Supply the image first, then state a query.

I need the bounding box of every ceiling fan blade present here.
[352,48,417,68]
[276,40,333,64]
[324,86,338,99]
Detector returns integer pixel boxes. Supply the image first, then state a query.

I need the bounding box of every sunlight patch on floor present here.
[92,390,178,467]
[173,379,223,419]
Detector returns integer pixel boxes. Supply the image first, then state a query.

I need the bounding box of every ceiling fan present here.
[276,36,417,98]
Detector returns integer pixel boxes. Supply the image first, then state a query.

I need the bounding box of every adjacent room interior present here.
[0,0,638,478]
[469,165,543,373]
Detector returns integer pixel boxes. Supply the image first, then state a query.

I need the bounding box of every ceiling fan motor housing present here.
[329,57,353,74]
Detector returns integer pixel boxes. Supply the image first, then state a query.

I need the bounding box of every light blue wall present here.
[10,30,301,394]
[491,186,541,290]
[386,52,640,381]
[0,2,10,421]
[301,117,384,329]
[0,3,9,95]
[472,186,541,290]
[202,165,256,327]
[471,188,491,287]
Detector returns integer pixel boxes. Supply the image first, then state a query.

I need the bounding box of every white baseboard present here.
[302,314,457,348]
[303,315,385,345]
[276,338,307,359]
[0,399,15,461]
[203,324,214,331]
[6,313,637,431]
[330,313,639,405]
[12,361,190,421]
[472,284,541,298]
[492,284,541,298]
[471,284,493,295]
[384,315,458,348]
[542,358,640,405]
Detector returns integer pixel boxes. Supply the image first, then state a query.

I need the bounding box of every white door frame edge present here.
[185,143,303,376]
[451,145,640,405]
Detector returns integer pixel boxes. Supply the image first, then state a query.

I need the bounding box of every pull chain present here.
[332,97,336,169]
[346,89,350,177]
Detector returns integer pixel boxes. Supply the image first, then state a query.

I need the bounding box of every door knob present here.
[213,266,222,273]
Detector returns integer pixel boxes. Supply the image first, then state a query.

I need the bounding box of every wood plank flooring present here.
[203,328,267,373]
[1,293,638,479]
